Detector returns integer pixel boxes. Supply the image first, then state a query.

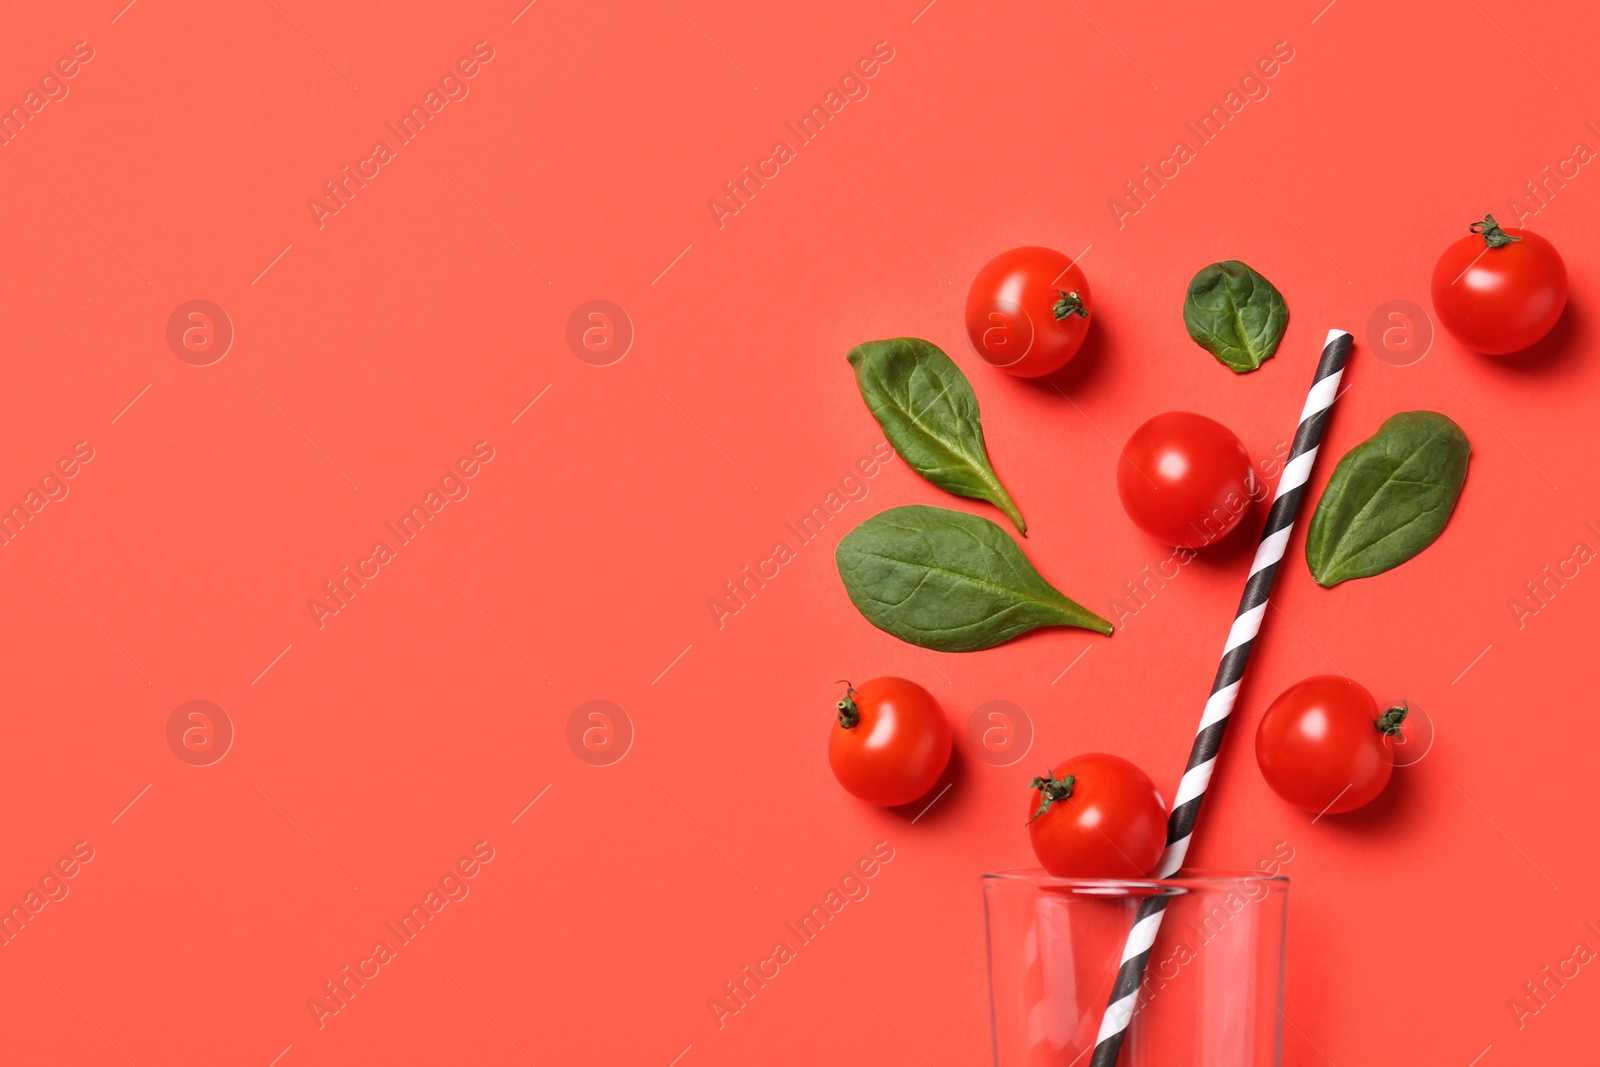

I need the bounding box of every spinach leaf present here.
[847,338,1026,534]
[1305,411,1471,587]
[1183,261,1288,373]
[836,505,1111,652]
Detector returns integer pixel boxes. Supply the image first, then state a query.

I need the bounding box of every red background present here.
[0,1,1595,1064]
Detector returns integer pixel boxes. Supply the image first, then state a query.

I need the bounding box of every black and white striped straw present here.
[1088,328,1352,1067]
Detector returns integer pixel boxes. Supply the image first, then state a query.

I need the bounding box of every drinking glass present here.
[982,870,1289,1067]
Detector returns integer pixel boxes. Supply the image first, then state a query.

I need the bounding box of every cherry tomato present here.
[829,678,951,807]
[1254,675,1407,814]
[1027,753,1167,879]
[1431,213,1567,355]
[965,246,1092,377]
[1117,412,1254,549]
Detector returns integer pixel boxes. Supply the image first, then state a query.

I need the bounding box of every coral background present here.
[0,0,1595,1064]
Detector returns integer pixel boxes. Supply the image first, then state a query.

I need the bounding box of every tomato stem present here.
[1375,701,1409,736]
[1053,290,1087,320]
[1469,214,1521,249]
[836,682,860,729]
[1027,771,1076,822]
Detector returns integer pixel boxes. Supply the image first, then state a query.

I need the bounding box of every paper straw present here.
[1088,328,1353,1067]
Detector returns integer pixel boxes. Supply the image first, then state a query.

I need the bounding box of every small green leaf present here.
[1182,260,1289,373]
[1305,412,1471,587]
[847,338,1026,533]
[836,505,1111,652]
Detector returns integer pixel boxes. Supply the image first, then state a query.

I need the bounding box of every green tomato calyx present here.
[1053,290,1087,320]
[836,682,860,729]
[1028,771,1076,822]
[1375,702,1409,736]
[1470,214,1521,249]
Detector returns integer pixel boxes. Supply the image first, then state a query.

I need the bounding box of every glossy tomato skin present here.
[1027,753,1167,879]
[1118,412,1254,549]
[1255,675,1395,814]
[829,678,951,807]
[965,246,1092,377]
[1431,225,1567,355]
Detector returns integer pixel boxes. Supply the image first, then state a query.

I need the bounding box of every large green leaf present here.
[1182,260,1288,373]
[836,505,1110,652]
[847,337,1026,533]
[1306,411,1471,587]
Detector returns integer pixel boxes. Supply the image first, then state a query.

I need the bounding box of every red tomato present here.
[1027,753,1167,879]
[1255,675,1406,814]
[829,678,951,807]
[1431,214,1567,355]
[965,246,1092,377]
[1117,412,1254,549]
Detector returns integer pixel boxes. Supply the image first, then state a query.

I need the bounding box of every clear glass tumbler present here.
[982,870,1289,1067]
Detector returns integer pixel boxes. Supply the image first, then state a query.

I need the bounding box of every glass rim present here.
[982,867,1289,891]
